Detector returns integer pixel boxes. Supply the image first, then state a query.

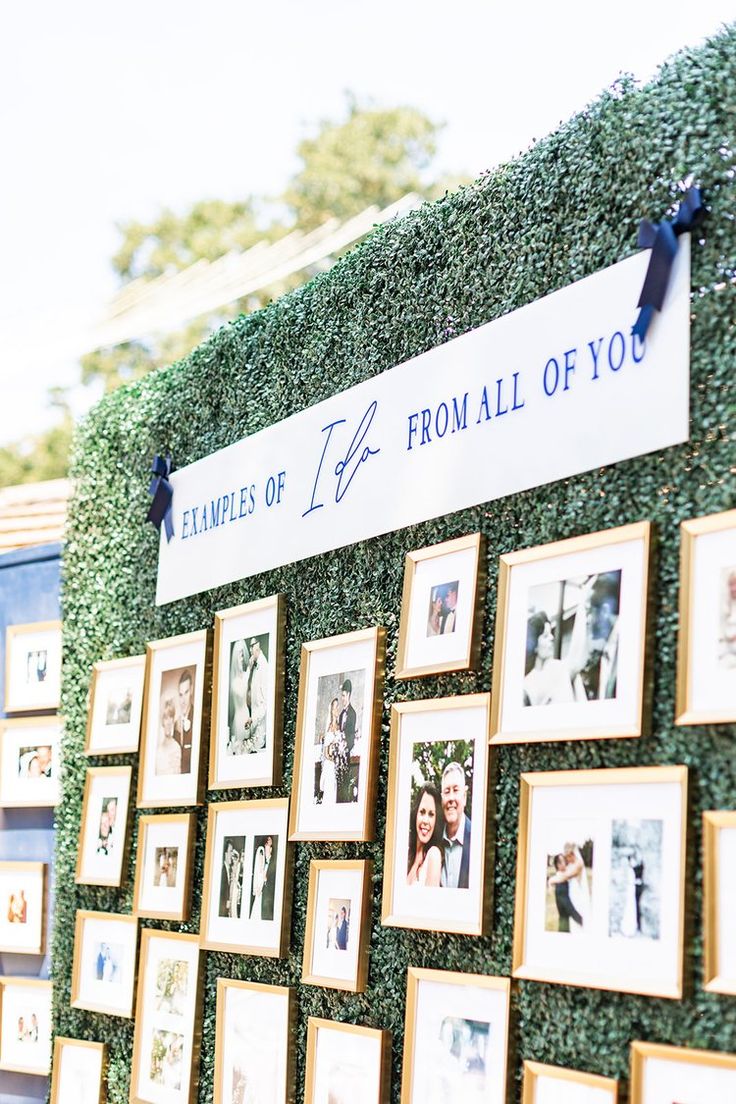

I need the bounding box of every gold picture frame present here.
[75,765,133,887]
[629,1040,736,1102]
[703,809,736,994]
[71,910,138,1018]
[676,508,736,725]
[304,1017,391,1104]
[302,859,372,992]
[132,812,196,922]
[289,626,386,842]
[512,765,688,999]
[395,533,485,679]
[0,860,46,954]
[522,1059,618,1102]
[0,975,53,1074]
[85,654,146,755]
[51,1037,107,1104]
[0,715,61,807]
[4,619,62,713]
[213,979,296,1104]
[490,520,654,744]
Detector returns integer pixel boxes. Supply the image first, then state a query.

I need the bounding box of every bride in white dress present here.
[562,842,591,931]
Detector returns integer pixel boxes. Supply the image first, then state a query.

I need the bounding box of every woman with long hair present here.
[319,697,340,804]
[407,783,443,887]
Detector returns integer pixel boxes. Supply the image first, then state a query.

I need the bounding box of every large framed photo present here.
[522,1060,618,1103]
[5,619,62,713]
[133,813,196,922]
[630,1040,736,1103]
[214,979,295,1104]
[76,766,132,887]
[302,859,372,992]
[0,976,52,1074]
[703,809,736,994]
[0,861,46,954]
[401,967,510,1104]
[130,929,203,1104]
[512,765,687,998]
[289,626,385,842]
[676,508,736,724]
[138,629,212,809]
[0,715,61,807]
[200,798,292,957]
[51,1037,107,1104]
[304,1018,390,1104]
[396,533,485,679]
[210,594,285,790]
[85,654,146,755]
[490,521,653,743]
[71,910,138,1018]
[382,694,491,936]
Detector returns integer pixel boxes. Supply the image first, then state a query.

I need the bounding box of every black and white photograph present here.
[155,665,196,776]
[106,686,133,725]
[227,633,270,755]
[5,621,62,713]
[303,860,371,992]
[313,667,365,807]
[249,834,278,922]
[608,819,662,941]
[133,812,196,923]
[544,829,594,934]
[218,835,245,919]
[85,654,146,755]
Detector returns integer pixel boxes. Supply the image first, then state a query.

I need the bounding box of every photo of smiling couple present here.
[406,739,474,889]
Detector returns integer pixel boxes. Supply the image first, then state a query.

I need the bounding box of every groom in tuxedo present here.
[440,761,472,889]
[175,668,195,773]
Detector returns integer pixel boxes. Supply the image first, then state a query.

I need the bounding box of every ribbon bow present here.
[633,185,705,340]
[146,454,174,542]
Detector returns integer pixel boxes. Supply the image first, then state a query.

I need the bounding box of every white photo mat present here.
[216,982,291,1104]
[77,768,131,886]
[0,718,61,807]
[0,979,52,1073]
[73,913,137,1017]
[135,815,193,920]
[87,656,145,754]
[5,622,62,712]
[401,543,479,672]
[306,864,366,987]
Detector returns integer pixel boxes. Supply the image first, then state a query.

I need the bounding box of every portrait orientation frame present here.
[213,978,296,1104]
[133,812,197,922]
[0,860,47,954]
[382,693,492,937]
[50,1037,107,1104]
[71,910,138,1018]
[629,1040,736,1103]
[304,1017,391,1104]
[703,809,736,995]
[490,520,654,744]
[676,508,736,725]
[512,765,688,999]
[289,626,386,842]
[75,765,133,887]
[0,976,53,1075]
[395,532,485,679]
[0,714,62,807]
[85,654,146,755]
[302,859,373,992]
[401,967,510,1104]
[4,619,62,713]
[209,593,286,790]
[521,1059,618,1103]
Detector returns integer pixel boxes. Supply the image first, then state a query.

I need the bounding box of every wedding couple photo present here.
[227,633,270,756]
[545,832,594,933]
[313,668,366,807]
[406,739,474,890]
[426,580,459,637]
[217,833,278,923]
[155,665,196,776]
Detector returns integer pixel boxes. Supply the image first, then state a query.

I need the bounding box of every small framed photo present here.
[51,1037,107,1104]
[401,967,510,1104]
[630,1040,736,1102]
[200,798,292,957]
[210,594,285,790]
[0,716,61,807]
[396,533,485,679]
[304,1017,390,1104]
[85,654,146,755]
[0,861,46,954]
[133,813,196,922]
[71,910,138,1018]
[382,694,491,936]
[490,521,653,743]
[213,979,295,1104]
[676,508,736,724]
[703,809,736,994]
[0,976,52,1074]
[522,1059,618,1103]
[138,629,212,809]
[76,766,132,887]
[4,619,62,713]
[289,626,385,841]
[129,929,203,1104]
[302,859,372,992]
[512,765,687,998]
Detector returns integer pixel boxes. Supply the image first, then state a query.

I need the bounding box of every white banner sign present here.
[155,241,690,605]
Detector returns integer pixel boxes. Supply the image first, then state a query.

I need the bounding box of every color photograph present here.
[0,861,45,954]
[71,910,138,1018]
[5,620,62,713]
[76,766,132,886]
[0,977,53,1075]
[85,654,145,755]
[213,979,294,1104]
[0,716,61,807]
[303,860,372,992]
[133,813,196,922]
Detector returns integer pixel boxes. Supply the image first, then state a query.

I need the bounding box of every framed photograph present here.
[71,910,138,1018]
[5,619,62,713]
[676,508,736,724]
[629,1040,736,1102]
[289,626,385,842]
[76,766,132,887]
[137,629,212,809]
[703,809,736,994]
[213,979,295,1104]
[210,594,285,790]
[0,861,46,954]
[304,1017,390,1104]
[133,813,196,922]
[401,967,510,1104]
[0,715,61,807]
[512,765,688,998]
[522,1060,618,1103]
[51,1037,107,1104]
[129,929,203,1104]
[396,533,485,679]
[382,694,491,936]
[85,654,146,755]
[200,798,292,957]
[490,520,653,743]
[302,859,372,992]
[0,976,52,1074]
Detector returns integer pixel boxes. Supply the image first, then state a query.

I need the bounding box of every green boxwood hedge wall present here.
[56,26,736,1104]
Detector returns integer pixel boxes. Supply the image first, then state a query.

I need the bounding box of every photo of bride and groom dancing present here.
[546,838,593,933]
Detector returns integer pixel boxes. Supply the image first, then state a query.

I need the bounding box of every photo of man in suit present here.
[336,905,349,950]
[337,679,357,803]
[439,761,471,889]
[176,668,194,773]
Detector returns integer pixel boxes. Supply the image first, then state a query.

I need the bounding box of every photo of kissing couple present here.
[406,739,474,890]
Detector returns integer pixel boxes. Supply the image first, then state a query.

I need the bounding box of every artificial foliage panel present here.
[56,27,736,1104]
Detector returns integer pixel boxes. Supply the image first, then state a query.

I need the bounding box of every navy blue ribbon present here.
[147,455,174,542]
[633,185,705,340]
